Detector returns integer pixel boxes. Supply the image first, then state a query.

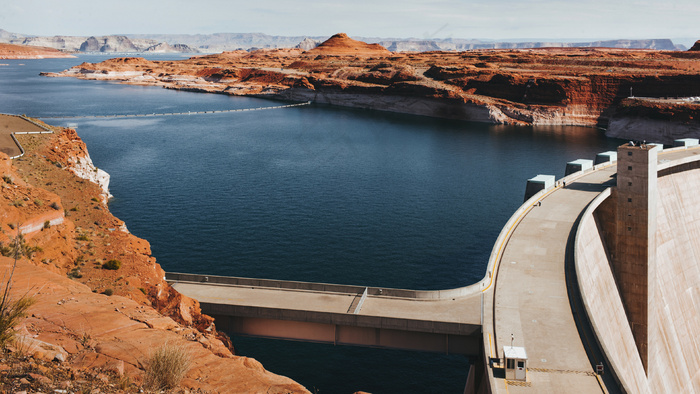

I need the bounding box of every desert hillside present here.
[47,33,700,130]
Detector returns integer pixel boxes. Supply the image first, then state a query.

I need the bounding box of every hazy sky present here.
[2,0,698,43]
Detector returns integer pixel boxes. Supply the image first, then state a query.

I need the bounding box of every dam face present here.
[576,145,700,393]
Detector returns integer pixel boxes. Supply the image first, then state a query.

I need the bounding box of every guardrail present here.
[2,114,53,159]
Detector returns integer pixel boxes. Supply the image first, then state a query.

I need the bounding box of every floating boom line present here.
[41,101,311,119]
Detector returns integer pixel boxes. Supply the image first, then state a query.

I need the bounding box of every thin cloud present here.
[2,0,699,41]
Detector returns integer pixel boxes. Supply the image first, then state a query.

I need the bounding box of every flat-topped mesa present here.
[0,42,75,59]
[308,33,391,56]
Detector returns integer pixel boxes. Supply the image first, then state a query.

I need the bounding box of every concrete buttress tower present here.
[614,143,658,373]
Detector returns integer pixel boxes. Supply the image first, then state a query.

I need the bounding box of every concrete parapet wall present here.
[166,271,484,300]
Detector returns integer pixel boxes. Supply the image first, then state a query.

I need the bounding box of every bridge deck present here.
[171,280,482,326]
[487,166,616,393]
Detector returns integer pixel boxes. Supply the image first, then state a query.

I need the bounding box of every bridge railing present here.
[480,158,617,294]
[166,271,488,300]
[2,114,53,159]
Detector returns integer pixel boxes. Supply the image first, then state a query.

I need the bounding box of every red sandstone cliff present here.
[46,35,700,136]
[606,98,700,143]
[0,120,309,392]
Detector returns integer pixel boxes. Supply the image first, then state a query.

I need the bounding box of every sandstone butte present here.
[0,117,310,393]
[44,32,700,138]
[0,43,75,59]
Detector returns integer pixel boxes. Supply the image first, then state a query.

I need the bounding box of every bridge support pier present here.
[209,314,482,356]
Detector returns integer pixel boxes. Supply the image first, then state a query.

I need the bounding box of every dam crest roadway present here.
[169,142,700,394]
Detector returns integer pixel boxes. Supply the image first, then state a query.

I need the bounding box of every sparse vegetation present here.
[0,233,36,350]
[76,233,91,241]
[143,343,192,391]
[101,288,113,296]
[1,232,41,259]
[2,175,13,184]
[102,259,121,270]
[43,220,50,229]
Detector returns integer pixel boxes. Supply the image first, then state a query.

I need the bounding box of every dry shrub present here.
[143,343,192,391]
[0,233,36,350]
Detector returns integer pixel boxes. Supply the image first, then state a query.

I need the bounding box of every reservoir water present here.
[0,56,622,393]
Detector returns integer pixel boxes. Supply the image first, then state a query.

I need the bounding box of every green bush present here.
[102,259,121,270]
[102,288,113,296]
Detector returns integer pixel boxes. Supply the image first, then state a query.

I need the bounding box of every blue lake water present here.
[0,56,623,393]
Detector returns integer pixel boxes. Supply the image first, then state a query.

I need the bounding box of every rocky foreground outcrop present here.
[47,33,700,133]
[0,121,309,392]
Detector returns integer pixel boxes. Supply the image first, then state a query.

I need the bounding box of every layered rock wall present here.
[46,39,700,130]
[278,88,494,122]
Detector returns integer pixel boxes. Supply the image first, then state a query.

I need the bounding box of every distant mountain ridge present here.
[0,29,687,53]
[129,33,686,52]
[0,29,197,53]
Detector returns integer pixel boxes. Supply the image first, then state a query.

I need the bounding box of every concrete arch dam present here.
[169,142,700,394]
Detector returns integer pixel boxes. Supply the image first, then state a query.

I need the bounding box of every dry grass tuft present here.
[143,343,192,391]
